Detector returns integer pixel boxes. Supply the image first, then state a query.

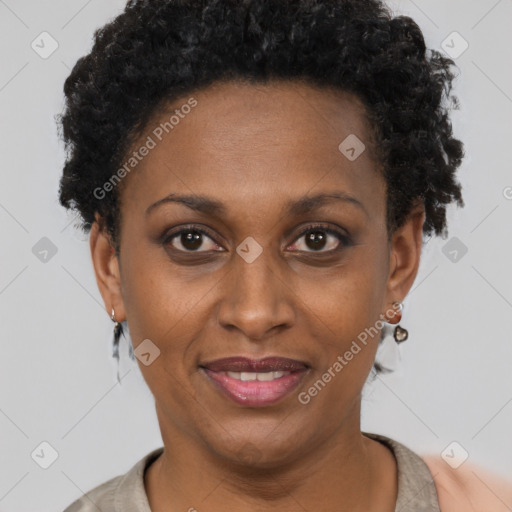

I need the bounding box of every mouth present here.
[199,356,310,407]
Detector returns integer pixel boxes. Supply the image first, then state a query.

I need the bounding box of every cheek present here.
[291,260,386,394]
[298,257,385,335]
[119,240,201,338]
[295,271,383,412]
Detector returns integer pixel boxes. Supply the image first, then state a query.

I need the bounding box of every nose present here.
[216,249,295,341]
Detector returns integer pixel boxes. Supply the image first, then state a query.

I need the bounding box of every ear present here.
[383,199,426,320]
[89,216,125,321]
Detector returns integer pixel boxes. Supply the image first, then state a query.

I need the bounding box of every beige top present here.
[62,432,511,512]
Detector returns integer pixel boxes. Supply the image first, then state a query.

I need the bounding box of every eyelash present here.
[162,223,351,254]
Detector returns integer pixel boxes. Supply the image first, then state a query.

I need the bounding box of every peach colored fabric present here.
[423,455,512,512]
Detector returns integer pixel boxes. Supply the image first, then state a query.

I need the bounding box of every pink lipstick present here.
[200,356,309,407]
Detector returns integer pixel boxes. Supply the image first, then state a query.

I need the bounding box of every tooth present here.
[256,372,275,381]
[225,371,291,381]
[240,372,257,381]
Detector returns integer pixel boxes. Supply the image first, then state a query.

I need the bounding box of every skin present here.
[90,80,425,511]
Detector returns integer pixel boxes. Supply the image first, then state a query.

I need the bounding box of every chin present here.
[201,423,311,470]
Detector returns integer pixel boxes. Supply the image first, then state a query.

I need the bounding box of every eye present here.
[162,223,351,255]
[288,224,350,253]
[163,225,223,252]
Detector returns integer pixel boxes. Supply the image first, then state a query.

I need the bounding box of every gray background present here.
[0,0,511,510]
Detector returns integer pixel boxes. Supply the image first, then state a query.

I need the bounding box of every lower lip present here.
[201,368,308,407]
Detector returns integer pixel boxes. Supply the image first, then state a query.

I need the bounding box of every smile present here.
[199,355,310,406]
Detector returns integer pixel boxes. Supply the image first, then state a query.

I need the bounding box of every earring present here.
[390,301,408,343]
[111,308,125,360]
[111,308,125,383]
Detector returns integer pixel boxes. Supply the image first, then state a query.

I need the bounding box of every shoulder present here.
[61,447,164,512]
[62,474,120,511]
[421,454,512,512]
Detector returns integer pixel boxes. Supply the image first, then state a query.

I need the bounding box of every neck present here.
[145,403,396,512]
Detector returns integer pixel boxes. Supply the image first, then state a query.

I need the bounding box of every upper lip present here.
[200,356,309,373]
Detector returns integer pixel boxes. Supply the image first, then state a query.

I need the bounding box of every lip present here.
[199,356,310,407]
[200,356,309,373]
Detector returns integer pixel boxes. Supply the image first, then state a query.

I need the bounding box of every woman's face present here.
[92,80,424,467]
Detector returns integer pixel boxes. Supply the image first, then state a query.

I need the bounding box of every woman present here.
[58,0,511,510]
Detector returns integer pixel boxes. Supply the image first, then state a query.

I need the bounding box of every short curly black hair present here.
[57,0,465,373]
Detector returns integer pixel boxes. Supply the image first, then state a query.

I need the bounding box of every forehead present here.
[120,79,384,220]
[159,79,375,154]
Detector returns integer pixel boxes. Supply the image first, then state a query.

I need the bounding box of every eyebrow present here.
[145,191,369,218]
